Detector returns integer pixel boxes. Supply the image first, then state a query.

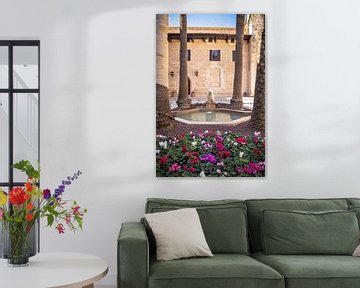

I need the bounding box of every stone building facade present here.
[167,26,259,99]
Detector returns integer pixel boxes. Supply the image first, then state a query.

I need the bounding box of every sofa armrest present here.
[118,222,149,288]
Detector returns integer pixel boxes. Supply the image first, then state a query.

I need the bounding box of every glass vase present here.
[0,220,37,266]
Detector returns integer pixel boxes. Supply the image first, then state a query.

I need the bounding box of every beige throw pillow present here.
[353,244,360,256]
[145,208,213,261]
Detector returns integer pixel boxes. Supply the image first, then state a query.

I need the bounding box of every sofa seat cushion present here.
[149,254,284,288]
[252,252,360,288]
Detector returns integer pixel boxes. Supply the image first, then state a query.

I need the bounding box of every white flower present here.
[254,131,261,136]
[216,169,221,174]
[234,142,238,146]
[217,162,224,166]
[191,141,197,147]
[224,172,228,176]
[156,134,166,138]
[204,130,209,134]
[199,171,206,177]
[159,141,168,149]
[239,152,244,158]
[156,150,160,154]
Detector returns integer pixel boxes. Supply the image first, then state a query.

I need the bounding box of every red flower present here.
[219,151,231,158]
[190,157,199,165]
[253,149,262,156]
[26,214,33,221]
[9,187,26,205]
[56,223,65,234]
[26,203,34,210]
[189,167,196,173]
[236,137,248,144]
[159,155,169,165]
[24,193,31,200]
[182,145,187,152]
[25,182,33,192]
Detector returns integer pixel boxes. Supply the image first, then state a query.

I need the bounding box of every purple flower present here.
[200,153,217,164]
[54,170,82,199]
[43,189,51,200]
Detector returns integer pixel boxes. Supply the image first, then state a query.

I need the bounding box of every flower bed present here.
[156,131,265,177]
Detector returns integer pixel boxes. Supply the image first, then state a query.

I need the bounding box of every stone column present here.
[249,14,264,96]
[176,14,191,108]
[231,14,245,108]
[156,14,171,127]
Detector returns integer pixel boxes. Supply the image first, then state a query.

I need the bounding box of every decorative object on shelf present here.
[0,160,87,266]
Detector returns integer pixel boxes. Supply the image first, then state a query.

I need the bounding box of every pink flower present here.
[169,163,181,172]
[0,208,3,220]
[189,167,196,173]
[216,142,225,151]
[56,223,65,234]
[237,162,265,175]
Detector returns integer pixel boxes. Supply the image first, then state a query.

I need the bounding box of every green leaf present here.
[47,214,54,227]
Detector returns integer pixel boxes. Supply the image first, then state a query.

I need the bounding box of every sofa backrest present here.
[245,198,349,252]
[145,198,249,255]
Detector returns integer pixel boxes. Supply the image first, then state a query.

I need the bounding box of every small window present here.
[187,50,191,61]
[231,38,235,43]
[210,50,220,61]
[232,50,235,62]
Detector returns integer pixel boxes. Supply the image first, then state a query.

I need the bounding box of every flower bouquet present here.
[0,160,87,266]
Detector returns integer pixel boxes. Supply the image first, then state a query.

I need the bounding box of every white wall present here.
[1,0,360,285]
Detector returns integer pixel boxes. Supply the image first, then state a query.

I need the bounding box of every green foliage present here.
[12,160,40,181]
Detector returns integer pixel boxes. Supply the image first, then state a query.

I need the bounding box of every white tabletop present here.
[0,252,108,288]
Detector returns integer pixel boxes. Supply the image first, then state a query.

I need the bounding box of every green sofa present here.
[118,198,360,288]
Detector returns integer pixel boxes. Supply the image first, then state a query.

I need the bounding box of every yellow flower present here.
[0,189,7,206]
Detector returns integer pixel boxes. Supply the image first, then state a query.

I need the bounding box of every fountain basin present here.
[173,108,251,126]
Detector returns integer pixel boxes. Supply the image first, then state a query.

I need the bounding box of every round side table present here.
[0,252,108,288]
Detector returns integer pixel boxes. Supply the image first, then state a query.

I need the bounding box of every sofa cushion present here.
[261,209,359,255]
[149,254,284,288]
[348,205,360,228]
[246,198,349,252]
[252,252,360,288]
[347,198,360,207]
[145,208,213,261]
[146,198,249,254]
